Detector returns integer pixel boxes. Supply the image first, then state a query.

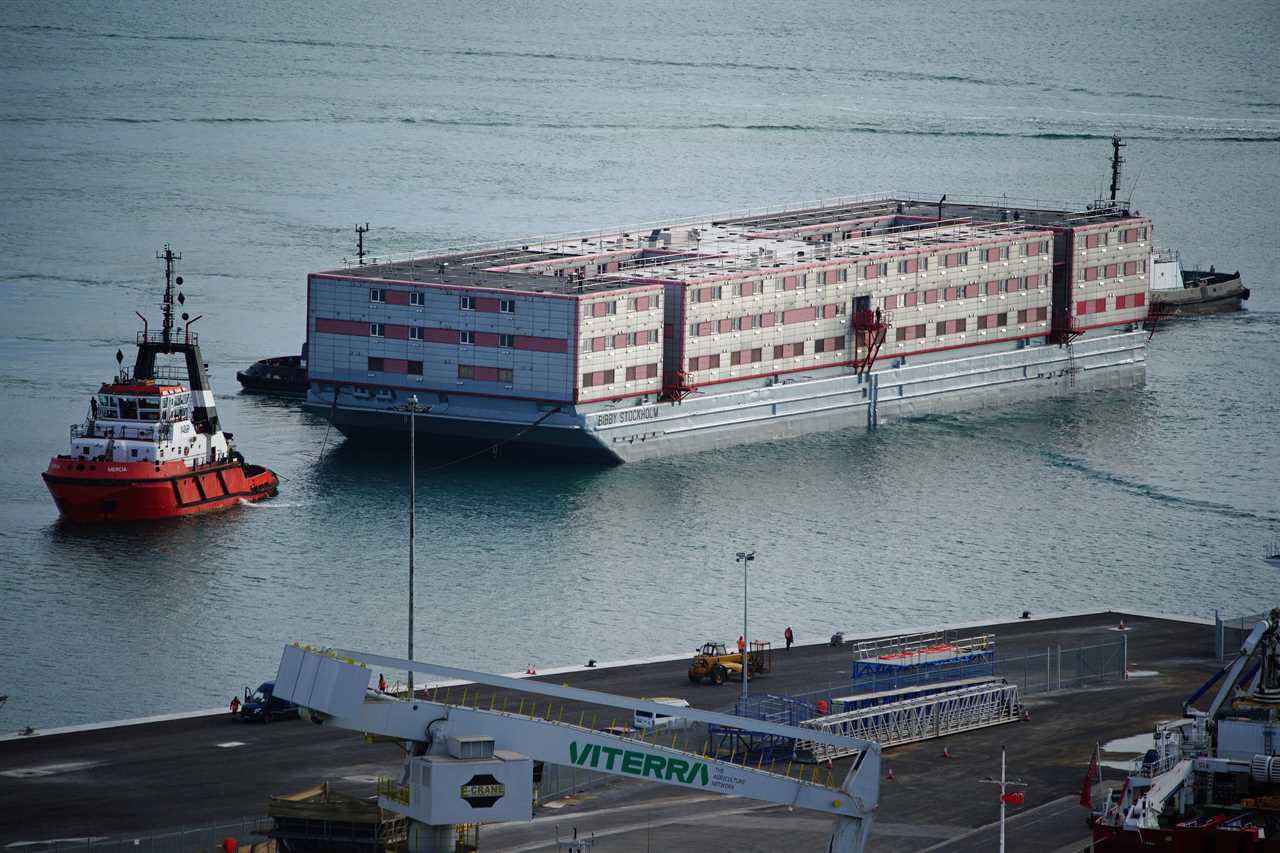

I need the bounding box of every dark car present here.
[236,681,299,722]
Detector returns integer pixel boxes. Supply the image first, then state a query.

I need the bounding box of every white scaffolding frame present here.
[794,681,1021,762]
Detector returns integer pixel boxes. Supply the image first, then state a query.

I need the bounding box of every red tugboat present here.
[43,247,279,522]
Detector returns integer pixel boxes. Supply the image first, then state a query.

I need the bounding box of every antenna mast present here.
[1108,136,1126,204]
[156,244,182,345]
[356,223,370,265]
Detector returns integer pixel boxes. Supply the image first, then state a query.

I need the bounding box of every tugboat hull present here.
[43,458,278,523]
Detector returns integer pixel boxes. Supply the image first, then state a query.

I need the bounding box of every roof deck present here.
[324,193,1142,296]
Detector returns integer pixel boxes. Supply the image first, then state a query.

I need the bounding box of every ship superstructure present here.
[304,193,1153,461]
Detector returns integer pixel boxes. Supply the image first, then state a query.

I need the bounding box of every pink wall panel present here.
[514,336,568,353]
[783,306,818,324]
[474,297,500,313]
[384,290,410,306]
[315,318,369,336]
[474,332,500,347]
[423,328,458,344]
[385,324,409,340]
[383,358,409,374]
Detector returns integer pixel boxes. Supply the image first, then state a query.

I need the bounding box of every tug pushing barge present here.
[303,193,1152,461]
[1091,609,1280,851]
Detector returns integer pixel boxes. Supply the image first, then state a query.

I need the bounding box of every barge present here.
[302,194,1152,462]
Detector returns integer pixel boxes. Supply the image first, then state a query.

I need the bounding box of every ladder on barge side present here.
[793,681,1021,763]
[851,310,890,377]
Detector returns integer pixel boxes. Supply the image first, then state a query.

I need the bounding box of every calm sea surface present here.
[1,0,1278,729]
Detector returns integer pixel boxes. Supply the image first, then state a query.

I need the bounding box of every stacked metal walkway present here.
[793,681,1022,763]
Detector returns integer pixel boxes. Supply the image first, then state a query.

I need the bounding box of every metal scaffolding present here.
[794,681,1021,763]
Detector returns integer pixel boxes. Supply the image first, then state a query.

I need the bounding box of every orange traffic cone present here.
[942,747,951,759]
[526,663,537,675]
[1117,619,1127,631]
[886,768,894,781]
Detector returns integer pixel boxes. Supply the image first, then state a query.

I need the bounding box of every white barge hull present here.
[314,331,1146,464]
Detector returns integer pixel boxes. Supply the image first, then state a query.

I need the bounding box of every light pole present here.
[735,550,755,709]
[980,745,1028,853]
[399,395,431,697]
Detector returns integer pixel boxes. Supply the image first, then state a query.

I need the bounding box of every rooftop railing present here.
[334,189,1106,273]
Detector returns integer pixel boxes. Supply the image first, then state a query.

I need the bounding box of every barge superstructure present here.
[303,194,1152,462]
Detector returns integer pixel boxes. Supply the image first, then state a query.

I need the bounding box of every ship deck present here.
[0,611,1219,851]
[321,192,1136,295]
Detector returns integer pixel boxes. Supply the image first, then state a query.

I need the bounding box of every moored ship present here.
[236,347,308,395]
[1149,249,1250,317]
[43,247,279,522]
[301,193,1152,462]
[1088,608,1280,850]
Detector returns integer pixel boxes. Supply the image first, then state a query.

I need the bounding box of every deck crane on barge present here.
[271,643,881,853]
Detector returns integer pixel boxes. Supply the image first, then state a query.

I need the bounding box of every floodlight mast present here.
[273,644,881,853]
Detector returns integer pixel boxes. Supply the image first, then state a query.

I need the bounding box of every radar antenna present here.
[1108,136,1126,204]
[356,223,370,265]
[155,244,183,345]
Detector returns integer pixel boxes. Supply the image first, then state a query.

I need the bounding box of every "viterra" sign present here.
[569,740,710,786]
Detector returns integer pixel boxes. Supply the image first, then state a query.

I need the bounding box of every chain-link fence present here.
[1216,610,1273,661]
[724,637,1129,717]
[537,762,618,804]
[29,817,268,853]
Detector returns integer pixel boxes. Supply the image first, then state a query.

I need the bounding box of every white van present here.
[633,697,692,730]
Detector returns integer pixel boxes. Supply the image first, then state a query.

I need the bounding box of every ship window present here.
[119,399,138,420]
[368,357,384,372]
[497,367,513,384]
[498,334,514,348]
[460,296,476,311]
[130,449,138,458]
[500,299,515,314]
[460,331,475,345]
[370,323,385,337]
[370,288,386,303]
[407,360,423,376]
[410,291,425,307]
[409,326,423,341]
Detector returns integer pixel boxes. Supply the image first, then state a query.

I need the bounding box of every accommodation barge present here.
[303,193,1152,462]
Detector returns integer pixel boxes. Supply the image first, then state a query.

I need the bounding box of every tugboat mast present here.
[1108,135,1126,204]
[156,244,182,345]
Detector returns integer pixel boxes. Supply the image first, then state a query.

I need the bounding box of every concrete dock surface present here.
[0,611,1219,851]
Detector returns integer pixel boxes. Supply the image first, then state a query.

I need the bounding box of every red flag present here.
[1001,791,1025,806]
[1079,746,1101,808]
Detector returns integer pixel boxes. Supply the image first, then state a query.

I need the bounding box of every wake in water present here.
[238,499,303,508]
[1039,448,1279,525]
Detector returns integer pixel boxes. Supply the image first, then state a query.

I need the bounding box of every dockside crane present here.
[271,643,881,853]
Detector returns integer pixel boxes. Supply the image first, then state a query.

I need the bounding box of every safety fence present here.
[773,637,1127,712]
[536,761,618,805]
[710,637,1127,762]
[27,817,270,853]
[1216,610,1273,661]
